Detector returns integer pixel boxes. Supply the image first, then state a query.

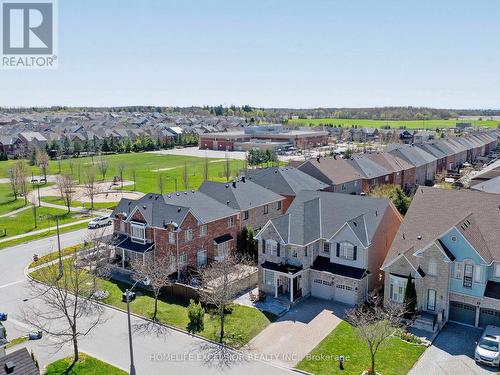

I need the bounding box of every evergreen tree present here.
[403,274,417,318]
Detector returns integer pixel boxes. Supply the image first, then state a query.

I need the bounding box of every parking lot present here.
[410,323,497,375]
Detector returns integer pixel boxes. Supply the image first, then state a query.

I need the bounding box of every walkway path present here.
[0,205,31,218]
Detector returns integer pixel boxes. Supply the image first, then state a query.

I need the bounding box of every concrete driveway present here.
[410,323,497,375]
[244,298,347,368]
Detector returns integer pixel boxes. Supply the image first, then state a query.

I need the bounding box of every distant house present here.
[199,178,285,232]
[364,152,416,191]
[397,129,414,144]
[345,154,393,192]
[0,136,17,156]
[247,166,328,212]
[387,144,437,186]
[17,132,47,154]
[413,131,435,144]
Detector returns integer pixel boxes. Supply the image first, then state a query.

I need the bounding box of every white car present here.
[475,325,500,367]
[88,216,112,229]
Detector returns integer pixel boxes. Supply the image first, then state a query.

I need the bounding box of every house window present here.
[385,175,389,182]
[495,264,500,278]
[264,205,269,214]
[120,220,125,233]
[389,275,407,303]
[323,242,330,254]
[199,225,207,237]
[474,265,482,283]
[228,216,235,228]
[291,248,298,258]
[217,241,230,258]
[277,201,282,210]
[168,231,175,244]
[453,263,463,279]
[341,184,347,191]
[131,223,146,243]
[197,250,207,267]
[264,270,275,286]
[184,229,193,242]
[463,264,473,288]
[179,253,188,266]
[243,211,249,220]
[339,242,355,260]
[265,240,277,255]
[428,260,437,276]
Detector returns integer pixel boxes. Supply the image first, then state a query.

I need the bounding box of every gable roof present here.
[346,155,391,179]
[198,179,283,211]
[383,187,500,268]
[364,152,415,173]
[471,176,500,194]
[298,157,364,185]
[247,167,328,196]
[260,190,391,246]
[0,348,39,375]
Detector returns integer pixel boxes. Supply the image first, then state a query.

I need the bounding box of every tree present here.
[403,274,417,318]
[203,155,209,181]
[36,150,50,182]
[369,184,412,215]
[224,153,231,182]
[116,163,125,189]
[57,174,76,213]
[157,174,164,194]
[83,166,100,211]
[131,168,137,191]
[187,299,205,333]
[7,167,18,200]
[13,161,29,205]
[198,255,251,343]
[29,147,37,166]
[182,162,189,190]
[131,254,174,321]
[346,292,406,375]
[21,250,107,372]
[97,157,109,180]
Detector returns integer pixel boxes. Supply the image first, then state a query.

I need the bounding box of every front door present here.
[427,289,436,311]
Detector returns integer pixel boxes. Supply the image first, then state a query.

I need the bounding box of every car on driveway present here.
[0,312,7,321]
[88,215,112,229]
[475,325,500,368]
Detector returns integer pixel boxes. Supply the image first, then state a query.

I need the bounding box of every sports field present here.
[289,118,499,130]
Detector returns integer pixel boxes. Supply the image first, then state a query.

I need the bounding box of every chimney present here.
[5,361,14,374]
[241,176,246,183]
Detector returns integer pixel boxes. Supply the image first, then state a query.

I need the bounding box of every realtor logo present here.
[1,0,57,69]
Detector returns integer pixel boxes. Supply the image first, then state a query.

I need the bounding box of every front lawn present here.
[297,321,426,375]
[45,353,126,375]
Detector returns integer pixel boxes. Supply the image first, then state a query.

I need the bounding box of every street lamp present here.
[125,277,146,375]
[44,213,63,278]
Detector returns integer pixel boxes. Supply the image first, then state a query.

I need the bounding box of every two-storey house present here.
[111,191,239,278]
[199,178,285,232]
[382,187,500,330]
[255,191,402,305]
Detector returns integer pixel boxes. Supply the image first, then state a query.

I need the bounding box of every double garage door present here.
[479,308,500,328]
[311,279,357,305]
[449,301,476,326]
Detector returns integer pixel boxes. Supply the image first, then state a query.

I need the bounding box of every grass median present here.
[45,353,126,375]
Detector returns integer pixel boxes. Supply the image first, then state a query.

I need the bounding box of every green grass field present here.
[0,183,26,216]
[40,196,116,211]
[0,152,245,193]
[45,353,126,375]
[296,321,426,375]
[289,118,499,130]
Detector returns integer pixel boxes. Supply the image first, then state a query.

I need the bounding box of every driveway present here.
[244,298,347,367]
[410,323,497,375]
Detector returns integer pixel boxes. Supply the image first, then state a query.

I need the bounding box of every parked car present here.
[0,312,7,321]
[475,325,500,367]
[88,216,112,229]
[28,330,42,340]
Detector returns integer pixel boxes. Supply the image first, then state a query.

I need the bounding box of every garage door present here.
[449,301,476,326]
[479,308,500,328]
[335,284,357,305]
[311,278,334,300]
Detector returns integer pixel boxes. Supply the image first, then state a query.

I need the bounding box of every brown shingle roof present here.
[300,157,364,184]
[383,187,500,268]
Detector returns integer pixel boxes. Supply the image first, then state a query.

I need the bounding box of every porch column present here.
[274,273,278,298]
[121,248,125,268]
[142,253,145,266]
[475,305,480,327]
[290,276,294,303]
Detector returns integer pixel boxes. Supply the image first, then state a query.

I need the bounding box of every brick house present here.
[110,191,239,278]
[364,152,416,192]
[381,187,500,332]
[198,178,285,232]
[255,191,402,305]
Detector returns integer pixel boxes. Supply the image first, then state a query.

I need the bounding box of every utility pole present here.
[56,215,63,278]
[126,288,136,375]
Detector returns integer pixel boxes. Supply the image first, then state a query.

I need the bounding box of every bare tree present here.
[83,166,100,211]
[131,254,175,321]
[116,163,125,189]
[80,228,113,291]
[199,255,252,344]
[182,162,189,190]
[7,167,18,200]
[203,155,209,181]
[36,150,50,182]
[157,174,164,194]
[14,160,29,205]
[131,168,137,191]
[21,251,107,372]
[224,153,231,182]
[56,174,76,213]
[97,157,109,181]
[346,292,407,375]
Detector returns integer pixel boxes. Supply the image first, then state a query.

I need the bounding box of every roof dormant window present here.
[131,222,146,244]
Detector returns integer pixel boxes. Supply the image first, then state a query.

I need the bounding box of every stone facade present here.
[240,199,284,232]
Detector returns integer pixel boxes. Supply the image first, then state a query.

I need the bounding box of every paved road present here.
[409,323,496,375]
[0,230,293,375]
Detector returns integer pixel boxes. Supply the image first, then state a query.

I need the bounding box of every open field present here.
[296,321,426,375]
[0,183,25,216]
[0,152,245,193]
[40,196,118,211]
[289,118,499,130]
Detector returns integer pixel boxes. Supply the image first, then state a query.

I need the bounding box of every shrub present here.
[187,299,205,333]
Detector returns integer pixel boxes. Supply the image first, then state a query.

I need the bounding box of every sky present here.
[1,0,499,108]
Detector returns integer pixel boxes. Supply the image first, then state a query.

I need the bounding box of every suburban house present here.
[298,156,364,195]
[415,142,448,175]
[246,166,328,212]
[345,154,393,192]
[387,144,437,186]
[255,191,402,305]
[198,178,285,231]
[381,187,500,330]
[17,132,47,154]
[364,152,416,191]
[110,191,239,277]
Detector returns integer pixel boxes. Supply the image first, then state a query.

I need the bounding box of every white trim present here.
[441,226,488,265]
[255,220,286,244]
[380,253,423,278]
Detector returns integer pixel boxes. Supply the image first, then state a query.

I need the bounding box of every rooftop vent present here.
[417,235,422,240]
[155,196,158,200]
[176,193,180,196]
[375,210,378,216]
[142,205,147,209]
[167,195,171,198]
[225,184,229,188]
[232,181,236,188]
[226,200,230,205]
[5,360,14,373]
[403,233,406,240]
[241,176,246,183]
[191,190,195,193]
[148,195,152,199]
[177,208,181,213]
[184,191,187,195]
[274,170,278,173]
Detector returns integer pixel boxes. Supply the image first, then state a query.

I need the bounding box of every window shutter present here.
[336,243,340,257]
[353,246,357,261]
[277,242,280,257]
[262,239,266,254]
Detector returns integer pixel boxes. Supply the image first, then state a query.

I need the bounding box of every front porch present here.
[261,261,306,303]
[107,234,155,271]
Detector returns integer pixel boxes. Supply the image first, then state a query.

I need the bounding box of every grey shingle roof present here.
[471,176,500,194]
[346,155,391,179]
[0,348,39,375]
[263,190,391,246]
[198,179,283,211]
[247,167,328,196]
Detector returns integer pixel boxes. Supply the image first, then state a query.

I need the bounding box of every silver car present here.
[475,325,500,367]
[88,215,112,229]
